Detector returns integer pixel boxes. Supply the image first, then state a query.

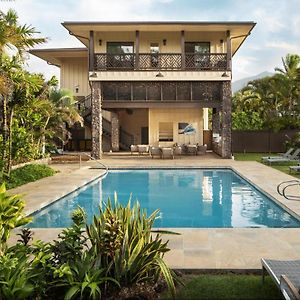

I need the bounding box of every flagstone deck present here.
[8,153,300,270]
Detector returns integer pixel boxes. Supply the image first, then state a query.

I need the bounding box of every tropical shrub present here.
[87,197,178,298]
[0,195,178,299]
[0,183,32,255]
[4,164,56,190]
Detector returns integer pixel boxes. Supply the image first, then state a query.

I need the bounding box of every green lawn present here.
[2,164,56,189]
[234,152,300,179]
[168,274,281,300]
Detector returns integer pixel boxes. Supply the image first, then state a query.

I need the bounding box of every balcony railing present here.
[94,53,227,71]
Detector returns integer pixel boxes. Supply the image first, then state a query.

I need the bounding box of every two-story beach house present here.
[30,21,255,159]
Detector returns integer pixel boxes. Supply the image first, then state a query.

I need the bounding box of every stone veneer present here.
[91,81,102,159]
[212,81,232,158]
[111,111,120,151]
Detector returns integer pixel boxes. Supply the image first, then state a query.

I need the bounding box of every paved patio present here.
[8,153,300,270]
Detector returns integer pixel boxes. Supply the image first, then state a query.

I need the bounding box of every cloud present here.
[266,42,300,53]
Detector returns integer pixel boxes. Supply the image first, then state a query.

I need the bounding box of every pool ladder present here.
[277,180,300,201]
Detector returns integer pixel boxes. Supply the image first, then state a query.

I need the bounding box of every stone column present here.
[212,107,222,156]
[91,81,102,159]
[111,111,119,152]
[220,81,232,158]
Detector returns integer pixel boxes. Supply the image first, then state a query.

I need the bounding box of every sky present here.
[1,0,300,81]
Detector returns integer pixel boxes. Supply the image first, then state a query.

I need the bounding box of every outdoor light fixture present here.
[221,72,230,78]
[99,39,102,46]
[163,39,167,46]
[90,72,98,78]
[75,85,79,93]
[155,71,164,77]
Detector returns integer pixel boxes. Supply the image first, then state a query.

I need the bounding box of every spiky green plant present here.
[86,195,178,298]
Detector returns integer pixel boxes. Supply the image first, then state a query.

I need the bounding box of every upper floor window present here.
[107,42,134,54]
[106,42,134,69]
[185,42,210,69]
[185,42,210,54]
[150,42,159,68]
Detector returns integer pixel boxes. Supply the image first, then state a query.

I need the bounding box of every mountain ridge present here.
[232,71,273,93]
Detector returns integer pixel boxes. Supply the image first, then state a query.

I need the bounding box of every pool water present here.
[29,169,300,228]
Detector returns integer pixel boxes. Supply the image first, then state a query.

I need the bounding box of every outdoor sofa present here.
[261,258,300,300]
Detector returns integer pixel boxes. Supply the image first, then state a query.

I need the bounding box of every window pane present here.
[107,42,134,54]
[159,122,173,141]
[103,83,117,100]
[147,83,161,101]
[133,82,146,100]
[118,83,131,100]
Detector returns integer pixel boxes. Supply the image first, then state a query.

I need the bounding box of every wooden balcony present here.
[93,53,227,71]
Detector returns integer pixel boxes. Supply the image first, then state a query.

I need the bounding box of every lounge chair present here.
[264,149,300,165]
[150,146,161,159]
[130,145,138,155]
[289,164,300,174]
[137,145,149,155]
[161,147,174,159]
[261,148,294,161]
[261,258,300,300]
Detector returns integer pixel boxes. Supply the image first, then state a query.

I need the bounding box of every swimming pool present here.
[28,169,300,228]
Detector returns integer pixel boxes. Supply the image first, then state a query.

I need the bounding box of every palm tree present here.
[47,89,83,151]
[0,9,46,177]
[0,9,46,56]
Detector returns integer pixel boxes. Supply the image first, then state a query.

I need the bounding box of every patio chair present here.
[197,144,207,155]
[261,148,295,162]
[261,258,300,300]
[187,144,197,155]
[174,145,182,158]
[137,145,149,155]
[130,145,139,155]
[161,147,174,159]
[150,146,161,159]
[264,149,300,165]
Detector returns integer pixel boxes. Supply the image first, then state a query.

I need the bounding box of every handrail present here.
[55,152,108,176]
[277,180,300,200]
[80,153,108,175]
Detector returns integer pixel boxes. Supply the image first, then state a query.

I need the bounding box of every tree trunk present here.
[7,107,14,177]
[1,95,8,178]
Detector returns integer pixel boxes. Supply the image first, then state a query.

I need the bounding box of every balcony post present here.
[226,30,232,71]
[89,30,94,71]
[135,30,140,69]
[181,30,185,70]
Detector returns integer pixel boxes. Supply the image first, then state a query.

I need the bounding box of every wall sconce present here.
[221,72,230,78]
[90,72,98,78]
[99,39,102,46]
[220,39,224,44]
[75,85,79,93]
[155,71,164,78]
[163,39,167,46]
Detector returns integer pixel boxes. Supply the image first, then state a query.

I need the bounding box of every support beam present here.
[89,31,94,71]
[181,30,185,70]
[226,30,232,71]
[91,81,102,159]
[135,30,140,69]
[111,111,120,151]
